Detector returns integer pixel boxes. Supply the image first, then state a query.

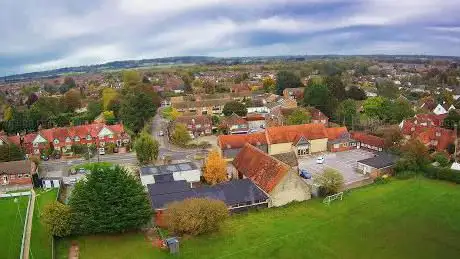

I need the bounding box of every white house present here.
[433,104,456,115]
[139,162,201,187]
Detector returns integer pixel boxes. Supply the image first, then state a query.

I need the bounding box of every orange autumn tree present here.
[203,150,227,185]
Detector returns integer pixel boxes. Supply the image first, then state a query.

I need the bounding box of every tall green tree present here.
[387,99,414,124]
[69,164,152,234]
[376,79,399,99]
[0,144,25,162]
[336,99,358,127]
[60,77,77,94]
[363,96,386,120]
[222,101,247,117]
[122,70,142,88]
[324,75,346,101]
[275,71,303,95]
[134,132,159,165]
[86,101,103,121]
[303,84,336,117]
[61,88,82,112]
[346,85,367,100]
[119,92,158,133]
[171,123,191,146]
[286,108,311,125]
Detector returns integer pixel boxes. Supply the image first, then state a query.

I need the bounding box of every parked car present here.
[316,156,325,164]
[159,131,164,136]
[40,155,49,161]
[99,148,106,155]
[299,169,312,179]
[76,168,87,174]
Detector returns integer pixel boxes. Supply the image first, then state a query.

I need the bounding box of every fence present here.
[0,191,31,198]
[323,192,343,205]
[20,192,33,259]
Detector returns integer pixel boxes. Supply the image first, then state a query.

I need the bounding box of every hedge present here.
[422,165,460,184]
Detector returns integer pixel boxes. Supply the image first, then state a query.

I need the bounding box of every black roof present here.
[357,153,399,169]
[153,173,175,183]
[140,162,198,176]
[147,179,268,210]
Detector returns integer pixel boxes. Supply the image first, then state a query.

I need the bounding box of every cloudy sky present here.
[1,0,460,75]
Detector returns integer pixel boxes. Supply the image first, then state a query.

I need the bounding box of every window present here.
[435,132,441,137]
[351,142,357,146]
[109,134,114,139]
[196,124,202,129]
[17,174,22,178]
[333,144,339,149]
[33,142,39,147]
[65,137,71,143]
[86,135,92,140]
[54,139,59,144]
[75,136,80,142]
[24,174,30,178]
[343,142,348,147]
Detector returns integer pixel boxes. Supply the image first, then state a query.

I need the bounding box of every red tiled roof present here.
[411,113,447,127]
[218,133,267,150]
[246,114,265,121]
[326,127,348,140]
[400,121,454,151]
[306,107,329,121]
[351,132,385,148]
[232,143,290,193]
[266,124,328,144]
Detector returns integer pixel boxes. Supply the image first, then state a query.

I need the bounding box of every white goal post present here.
[323,192,343,205]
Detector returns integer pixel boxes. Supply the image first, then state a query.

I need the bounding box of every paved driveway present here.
[298,149,376,184]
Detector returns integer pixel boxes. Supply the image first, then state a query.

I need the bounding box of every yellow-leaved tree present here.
[203,150,227,185]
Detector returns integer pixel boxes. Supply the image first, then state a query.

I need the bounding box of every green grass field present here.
[56,179,460,259]
[0,195,29,259]
[29,188,59,259]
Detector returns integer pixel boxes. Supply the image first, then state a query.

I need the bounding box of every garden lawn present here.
[56,179,460,259]
[29,188,59,259]
[0,195,29,259]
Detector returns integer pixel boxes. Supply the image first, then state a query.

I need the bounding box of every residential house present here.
[140,162,201,187]
[220,113,249,134]
[5,123,130,155]
[407,113,447,127]
[148,179,269,224]
[247,99,269,114]
[357,153,399,177]
[351,132,385,152]
[232,143,310,207]
[283,87,305,100]
[218,133,268,160]
[400,121,455,152]
[307,107,329,125]
[0,160,37,186]
[432,103,455,115]
[175,115,212,137]
[246,114,266,130]
[172,99,224,116]
[231,83,251,94]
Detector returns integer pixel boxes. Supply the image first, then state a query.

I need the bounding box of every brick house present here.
[327,127,357,152]
[218,133,268,161]
[5,123,130,155]
[400,121,455,152]
[0,160,37,186]
[351,132,385,152]
[231,143,310,207]
[220,113,249,134]
[175,115,212,137]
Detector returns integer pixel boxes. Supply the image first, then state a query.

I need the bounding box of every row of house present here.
[0,123,130,155]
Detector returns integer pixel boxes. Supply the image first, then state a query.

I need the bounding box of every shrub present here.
[314,168,344,196]
[42,201,73,237]
[164,198,228,236]
[422,165,460,184]
[433,152,450,167]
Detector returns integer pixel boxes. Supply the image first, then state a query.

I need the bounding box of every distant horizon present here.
[2,53,460,79]
[1,0,460,76]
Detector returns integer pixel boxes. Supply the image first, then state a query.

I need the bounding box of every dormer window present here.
[86,135,92,140]
[411,127,415,132]
[435,132,441,137]
[54,139,59,144]
[75,136,80,142]
[109,134,114,139]
[65,137,71,143]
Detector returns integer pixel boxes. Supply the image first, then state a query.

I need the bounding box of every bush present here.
[422,165,460,184]
[433,152,450,167]
[314,168,344,196]
[71,144,88,155]
[164,198,228,236]
[42,201,73,237]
